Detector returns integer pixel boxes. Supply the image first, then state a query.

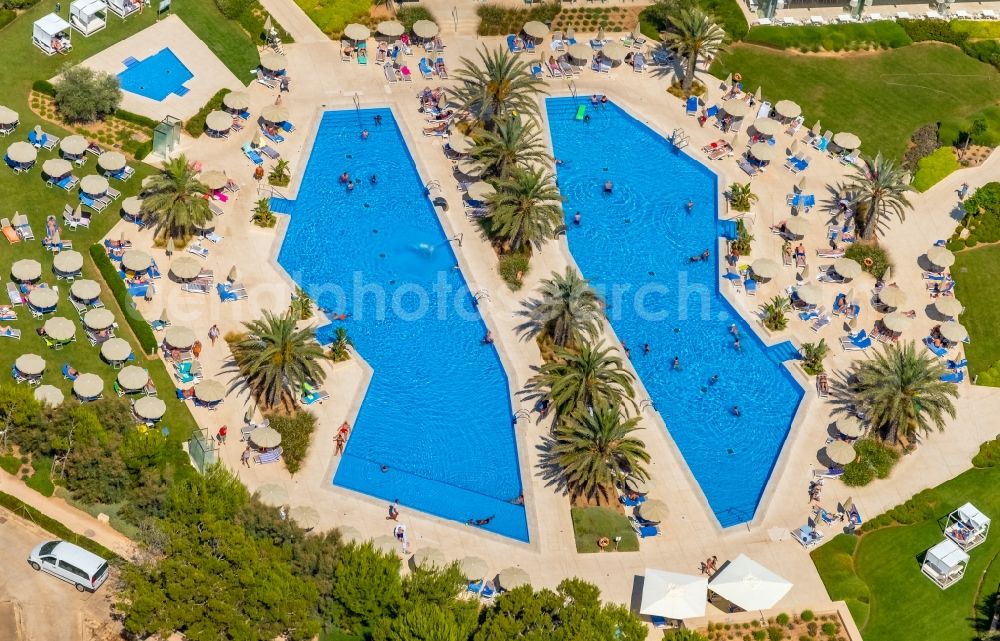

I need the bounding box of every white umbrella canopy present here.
[343,23,370,40]
[882,311,912,333]
[121,250,152,273]
[7,141,37,165]
[522,20,549,38]
[376,20,405,37]
[43,316,75,342]
[73,373,104,399]
[164,326,195,350]
[34,384,64,407]
[261,104,290,123]
[498,567,530,590]
[810,120,822,136]
[205,111,233,133]
[935,297,963,317]
[927,246,956,268]
[833,132,861,150]
[796,283,823,306]
[455,158,482,177]
[170,256,202,280]
[637,499,668,524]
[222,91,250,111]
[292,505,321,529]
[833,258,863,280]
[117,365,149,390]
[412,546,446,569]
[27,288,59,310]
[260,52,286,72]
[227,266,240,283]
[751,258,780,279]
[826,440,857,465]
[12,258,42,281]
[567,42,593,61]
[448,132,473,153]
[624,475,649,495]
[412,19,438,38]
[194,379,226,403]
[83,308,115,331]
[774,100,802,119]
[134,396,166,421]
[459,556,488,579]
[200,170,228,191]
[251,426,282,448]
[722,99,753,118]
[748,142,784,162]
[257,483,288,505]
[42,158,72,178]
[467,181,495,201]
[15,353,46,376]
[97,151,126,173]
[752,118,782,136]
[0,105,18,125]
[783,217,809,237]
[940,321,968,342]
[121,196,143,217]
[60,135,87,156]
[80,174,109,196]
[53,250,83,274]
[877,285,907,308]
[640,569,709,620]
[709,555,792,611]
[101,337,132,362]
[837,415,864,438]
[600,41,627,61]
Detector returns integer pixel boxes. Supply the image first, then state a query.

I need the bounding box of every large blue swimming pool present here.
[117,48,192,101]
[277,109,527,541]
[547,97,804,527]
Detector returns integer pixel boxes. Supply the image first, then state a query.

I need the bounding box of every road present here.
[0,509,118,641]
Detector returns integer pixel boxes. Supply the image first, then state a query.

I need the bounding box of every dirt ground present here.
[0,510,119,641]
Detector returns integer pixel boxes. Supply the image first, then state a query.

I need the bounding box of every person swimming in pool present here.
[672,356,680,370]
[339,172,349,184]
[731,405,741,417]
[687,199,694,212]
[709,374,719,385]
[603,180,613,193]
[370,174,378,185]
[573,211,581,225]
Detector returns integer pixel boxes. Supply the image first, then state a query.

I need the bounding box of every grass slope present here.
[711,42,1000,159]
[812,463,1000,641]
[294,0,372,38]
[952,244,1000,377]
[570,507,640,553]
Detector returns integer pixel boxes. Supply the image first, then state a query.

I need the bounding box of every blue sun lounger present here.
[280,121,295,133]
[524,38,536,53]
[531,63,543,79]
[924,336,948,357]
[418,57,433,79]
[261,128,285,144]
[686,95,698,116]
[506,34,522,53]
[940,369,965,383]
[242,143,263,165]
[947,358,967,370]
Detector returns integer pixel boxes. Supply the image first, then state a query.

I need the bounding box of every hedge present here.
[185,89,228,138]
[744,21,911,51]
[32,79,56,97]
[132,140,152,161]
[114,109,158,130]
[0,8,15,30]
[476,3,560,36]
[0,491,119,561]
[899,18,1000,70]
[88,244,159,355]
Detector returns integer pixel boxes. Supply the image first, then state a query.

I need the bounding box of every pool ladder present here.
[474,289,492,304]
[567,80,577,99]
[671,128,689,149]
[639,398,656,411]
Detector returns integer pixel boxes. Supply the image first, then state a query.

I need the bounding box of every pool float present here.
[575,104,587,121]
[863,257,874,267]
[597,537,610,549]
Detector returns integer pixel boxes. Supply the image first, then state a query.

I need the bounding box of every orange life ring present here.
[863,257,874,267]
[597,537,610,549]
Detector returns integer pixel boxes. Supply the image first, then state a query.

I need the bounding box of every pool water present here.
[117,48,192,101]
[546,97,804,527]
[277,109,527,541]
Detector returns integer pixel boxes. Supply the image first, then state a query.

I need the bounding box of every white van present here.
[27,540,109,592]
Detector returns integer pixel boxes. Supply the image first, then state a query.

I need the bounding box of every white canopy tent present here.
[70,0,107,36]
[944,502,990,551]
[921,539,969,589]
[708,554,792,611]
[107,0,139,19]
[33,14,72,56]
[640,569,708,621]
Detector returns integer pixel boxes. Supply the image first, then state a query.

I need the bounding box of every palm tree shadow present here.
[827,367,860,418]
[535,434,571,496]
[968,583,999,636]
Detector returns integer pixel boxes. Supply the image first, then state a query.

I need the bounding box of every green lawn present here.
[912,147,961,192]
[811,462,1000,641]
[294,0,371,38]
[710,42,1000,159]
[952,244,1000,378]
[570,506,640,553]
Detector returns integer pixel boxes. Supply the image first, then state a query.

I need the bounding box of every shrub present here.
[328,327,353,362]
[844,243,891,280]
[26,457,55,496]
[2,0,41,7]
[89,244,159,355]
[0,454,20,474]
[800,339,829,375]
[133,140,153,161]
[114,109,158,130]
[745,22,910,51]
[498,252,530,290]
[185,89,227,137]
[753,631,767,641]
[820,623,836,635]
[32,79,56,96]
[0,8,15,30]
[54,66,122,123]
[476,2,560,36]
[913,147,960,192]
[801,610,815,622]
[729,182,758,212]
[730,218,753,255]
[396,5,435,32]
[901,124,940,173]
[251,198,276,228]
[264,411,317,475]
[268,159,291,187]
[766,627,784,641]
[897,18,962,45]
[972,435,1000,468]
[843,438,900,487]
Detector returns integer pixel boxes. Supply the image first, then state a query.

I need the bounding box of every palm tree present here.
[485,167,564,254]
[760,295,790,332]
[800,339,829,375]
[329,327,353,362]
[846,152,914,240]
[662,8,725,92]
[268,159,290,186]
[527,341,636,419]
[141,155,212,239]
[516,268,603,348]
[472,117,548,179]
[452,46,545,129]
[852,341,958,446]
[228,310,330,409]
[552,404,650,502]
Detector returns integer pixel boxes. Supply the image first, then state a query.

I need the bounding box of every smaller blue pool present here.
[117,48,192,101]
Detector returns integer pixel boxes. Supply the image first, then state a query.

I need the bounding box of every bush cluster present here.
[745,21,910,52]
[842,438,900,487]
[498,252,530,290]
[972,434,1000,468]
[950,182,1000,249]
[396,5,435,33]
[901,124,940,172]
[912,147,960,192]
[899,18,1000,70]
[844,242,891,280]
[264,411,317,474]
[89,245,159,354]
[641,0,748,42]
[54,66,122,123]
[477,2,560,37]
[185,89,228,138]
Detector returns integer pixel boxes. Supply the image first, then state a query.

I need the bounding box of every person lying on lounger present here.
[423,122,447,135]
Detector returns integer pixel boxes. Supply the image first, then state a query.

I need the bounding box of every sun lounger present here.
[418,58,433,79]
[738,160,759,177]
[254,447,283,464]
[947,358,968,370]
[558,60,575,77]
[506,34,522,53]
[256,70,276,88]
[261,128,285,144]
[301,387,330,405]
[924,337,948,357]
[686,96,698,116]
[744,277,757,295]
[242,143,263,165]
[187,242,209,258]
[795,524,824,548]
[816,373,829,398]
[814,467,844,478]
[480,583,496,599]
[633,52,647,72]
[840,150,859,166]
[706,142,733,160]
[5,282,21,306]
[0,326,20,339]
[217,283,248,302]
[181,282,210,295]
[841,329,872,351]
[12,214,33,240]
[383,61,400,83]
[628,516,659,538]
[940,370,965,383]
[260,145,280,160]
[531,63,543,79]
[811,315,831,331]
[400,65,412,81]
[80,194,107,212]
